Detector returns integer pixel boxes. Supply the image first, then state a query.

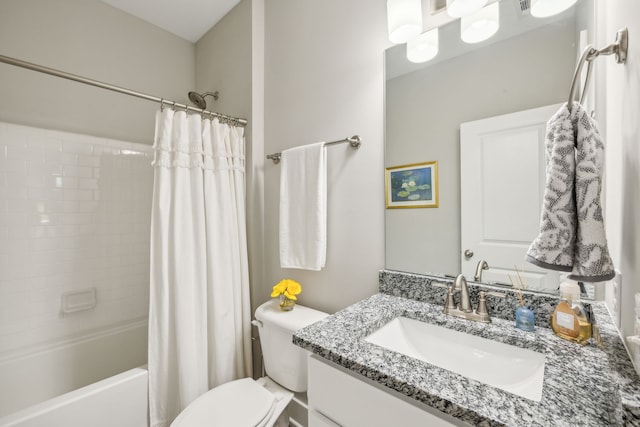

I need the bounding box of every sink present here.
[365,317,546,401]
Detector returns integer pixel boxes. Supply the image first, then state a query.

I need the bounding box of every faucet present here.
[456,274,473,312]
[442,274,505,323]
[473,260,489,282]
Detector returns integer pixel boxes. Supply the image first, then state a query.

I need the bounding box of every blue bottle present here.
[515,306,535,332]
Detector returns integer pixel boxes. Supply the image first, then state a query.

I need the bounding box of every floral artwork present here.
[385,161,438,208]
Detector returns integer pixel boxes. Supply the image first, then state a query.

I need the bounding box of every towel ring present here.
[567,45,596,110]
[567,28,629,110]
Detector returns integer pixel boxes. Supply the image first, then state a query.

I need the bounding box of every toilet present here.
[171,299,328,427]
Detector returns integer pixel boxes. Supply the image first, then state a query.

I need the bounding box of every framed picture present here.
[385,161,438,208]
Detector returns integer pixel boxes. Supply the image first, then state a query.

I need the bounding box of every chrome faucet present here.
[442,274,504,323]
[473,260,489,282]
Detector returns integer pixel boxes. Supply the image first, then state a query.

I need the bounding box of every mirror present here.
[384,0,594,294]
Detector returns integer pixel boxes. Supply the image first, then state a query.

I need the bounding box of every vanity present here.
[293,270,640,427]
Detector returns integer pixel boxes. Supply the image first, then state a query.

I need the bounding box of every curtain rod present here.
[0,53,248,126]
[266,135,362,164]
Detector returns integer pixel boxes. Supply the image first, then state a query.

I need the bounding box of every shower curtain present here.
[148,109,252,427]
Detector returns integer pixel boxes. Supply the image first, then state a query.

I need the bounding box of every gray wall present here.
[385,24,576,276]
[0,0,195,144]
[195,0,252,123]
[599,0,640,347]
[262,0,389,314]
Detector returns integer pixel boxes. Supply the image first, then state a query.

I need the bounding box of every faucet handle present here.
[432,281,458,313]
[444,287,457,312]
[475,291,506,322]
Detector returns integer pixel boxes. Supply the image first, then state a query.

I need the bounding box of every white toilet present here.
[171,299,328,427]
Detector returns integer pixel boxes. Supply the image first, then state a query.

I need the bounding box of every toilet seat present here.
[170,378,276,427]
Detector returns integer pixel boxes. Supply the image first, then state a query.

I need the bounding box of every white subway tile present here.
[27,160,61,176]
[0,123,152,353]
[62,189,92,201]
[62,165,92,177]
[33,238,59,252]
[53,176,78,189]
[25,174,44,188]
[78,178,98,190]
[27,187,62,201]
[61,152,77,165]
[62,212,94,225]
[63,141,94,155]
[78,155,100,167]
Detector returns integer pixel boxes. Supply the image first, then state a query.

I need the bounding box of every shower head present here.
[187,91,219,110]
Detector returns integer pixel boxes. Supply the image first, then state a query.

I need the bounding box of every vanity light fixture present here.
[530,0,578,18]
[446,0,488,18]
[387,0,423,44]
[407,28,439,63]
[461,2,499,44]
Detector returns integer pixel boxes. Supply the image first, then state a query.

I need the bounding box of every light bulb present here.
[530,0,578,18]
[461,2,499,44]
[407,28,439,63]
[387,0,423,44]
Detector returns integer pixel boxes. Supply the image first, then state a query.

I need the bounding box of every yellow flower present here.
[270,281,287,298]
[283,290,298,301]
[271,279,302,299]
[286,280,302,296]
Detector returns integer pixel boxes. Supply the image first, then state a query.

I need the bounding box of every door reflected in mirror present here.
[384,0,594,295]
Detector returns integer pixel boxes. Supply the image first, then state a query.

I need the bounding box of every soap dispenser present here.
[551,280,592,344]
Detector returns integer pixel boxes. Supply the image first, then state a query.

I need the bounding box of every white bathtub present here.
[0,366,148,427]
[0,320,148,426]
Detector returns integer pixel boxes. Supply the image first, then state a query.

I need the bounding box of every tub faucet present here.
[474,260,489,282]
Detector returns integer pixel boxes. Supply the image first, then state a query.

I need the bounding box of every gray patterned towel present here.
[526,103,614,282]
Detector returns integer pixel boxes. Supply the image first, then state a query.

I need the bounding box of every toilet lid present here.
[171,378,276,427]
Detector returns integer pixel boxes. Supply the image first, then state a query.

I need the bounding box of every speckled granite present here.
[294,270,640,426]
[379,269,562,328]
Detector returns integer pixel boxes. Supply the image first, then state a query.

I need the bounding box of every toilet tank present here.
[255,300,328,392]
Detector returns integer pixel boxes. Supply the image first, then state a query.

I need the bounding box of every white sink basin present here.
[365,317,546,401]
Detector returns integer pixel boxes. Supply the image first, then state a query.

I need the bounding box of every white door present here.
[460,104,561,292]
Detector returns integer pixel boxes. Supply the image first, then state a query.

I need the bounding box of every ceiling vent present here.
[517,0,531,16]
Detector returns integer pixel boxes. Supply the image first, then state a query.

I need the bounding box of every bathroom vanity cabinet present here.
[307,355,464,427]
[294,273,640,426]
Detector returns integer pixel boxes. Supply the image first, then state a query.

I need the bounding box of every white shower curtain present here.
[148,109,252,427]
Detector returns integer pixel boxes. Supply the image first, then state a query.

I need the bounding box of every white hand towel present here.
[279,142,327,270]
[526,103,614,282]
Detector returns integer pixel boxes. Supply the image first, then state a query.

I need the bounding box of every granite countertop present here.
[293,272,640,426]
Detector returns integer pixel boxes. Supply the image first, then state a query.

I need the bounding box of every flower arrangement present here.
[271,279,302,311]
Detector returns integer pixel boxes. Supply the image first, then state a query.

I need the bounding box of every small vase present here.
[279,295,296,311]
[515,306,535,332]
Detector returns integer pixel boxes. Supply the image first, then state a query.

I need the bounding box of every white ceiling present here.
[99,0,242,43]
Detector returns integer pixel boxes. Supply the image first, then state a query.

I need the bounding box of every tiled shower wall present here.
[0,121,153,356]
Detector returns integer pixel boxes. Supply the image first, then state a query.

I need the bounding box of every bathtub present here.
[0,320,148,426]
[0,366,148,427]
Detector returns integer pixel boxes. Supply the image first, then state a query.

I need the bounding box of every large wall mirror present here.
[384,0,594,294]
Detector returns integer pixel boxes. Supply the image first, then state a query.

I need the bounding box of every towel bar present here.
[266,135,361,164]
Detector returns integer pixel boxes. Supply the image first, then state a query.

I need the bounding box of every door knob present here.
[464,249,474,259]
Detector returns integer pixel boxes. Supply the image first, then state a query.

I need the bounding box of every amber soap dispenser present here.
[551,281,592,344]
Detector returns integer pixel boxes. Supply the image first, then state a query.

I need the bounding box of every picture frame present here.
[385,161,438,209]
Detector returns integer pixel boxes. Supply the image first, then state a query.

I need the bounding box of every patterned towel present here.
[526,103,614,282]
